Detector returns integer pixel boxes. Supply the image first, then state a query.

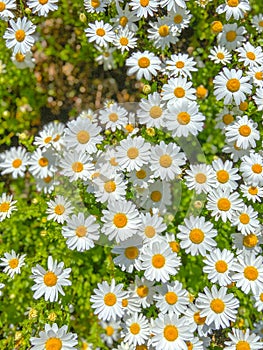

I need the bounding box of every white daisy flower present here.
[224,328,262,350]
[208,45,232,65]
[150,141,186,181]
[183,303,211,337]
[138,92,168,128]
[231,205,259,235]
[101,200,141,243]
[129,0,158,18]
[252,14,263,33]
[232,231,263,256]
[27,0,58,17]
[35,175,58,194]
[240,183,263,203]
[121,292,142,316]
[126,50,161,81]
[162,76,196,107]
[121,313,150,346]
[46,195,73,224]
[203,248,235,286]
[177,215,217,256]
[140,180,172,213]
[195,285,239,330]
[3,17,36,54]
[184,164,216,194]
[93,171,127,204]
[213,68,252,105]
[30,323,78,350]
[95,45,117,71]
[253,87,263,111]
[127,164,153,189]
[0,193,17,222]
[137,212,167,244]
[31,256,72,302]
[240,152,263,186]
[148,18,179,50]
[111,2,139,32]
[100,320,121,347]
[0,146,29,178]
[165,53,197,78]
[222,140,251,163]
[247,65,263,87]
[186,337,208,350]
[62,212,100,252]
[113,28,137,53]
[139,241,181,283]
[59,151,94,182]
[84,0,107,13]
[236,42,263,68]
[0,0,16,21]
[85,20,115,47]
[90,279,127,321]
[128,276,156,308]
[232,252,263,295]
[167,6,192,32]
[217,23,246,51]
[160,0,187,10]
[215,107,236,130]
[212,158,240,191]
[0,250,26,278]
[206,188,243,222]
[98,103,128,131]
[216,0,250,21]
[28,148,57,179]
[253,293,263,312]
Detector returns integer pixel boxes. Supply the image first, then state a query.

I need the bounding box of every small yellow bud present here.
[79,13,87,23]
[142,84,151,94]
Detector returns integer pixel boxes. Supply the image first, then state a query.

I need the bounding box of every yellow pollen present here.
[44,136,52,144]
[211,21,223,33]
[217,198,231,211]
[176,61,185,68]
[96,28,105,37]
[130,323,140,335]
[169,241,180,253]
[106,325,114,336]
[138,57,150,68]
[44,271,58,287]
[122,298,128,307]
[144,225,156,238]
[255,72,263,80]
[104,292,117,306]
[239,213,250,224]
[174,87,185,98]
[108,113,118,122]
[9,258,19,269]
[216,170,229,183]
[243,234,258,248]
[104,180,116,193]
[174,14,183,24]
[163,325,178,341]
[140,0,149,6]
[247,52,256,60]
[194,312,206,325]
[15,29,26,42]
[45,338,62,350]
[244,266,258,280]
[252,164,262,174]
[226,30,237,42]
[217,52,225,60]
[119,37,128,46]
[77,130,90,144]
[91,0,100,8]
[15,52,25,62]
[239,125,251,137]
[150,190,162,202]
[226,78,240,92]
[127,147,139,159]
[125,124,134,133]
[236,341,251,350]
[248,186,258,195]
[72,162,84,173]
[0,2,6,11]
[210,298,225,313]
[12,159,22,168]
[215,260,228,273]
[124,246,139,259]
[195,173,207,184]
[0,202,10,212]
[149,106,162,119]
[137,285,149,298]
[54,204,65,215]
[113,213,128,228]
[119,16,128,27]
[177,112,190,125]
[136,169,147,179]
[159,154,172,168]
[152,254,165,268]
[165,291,178,305]
[239,101,248,111]
[189,228,204,244]
[227,0,239,6]
[223,113,234,125]
[75,225,87,237]
[38,157,49,167]
[158,25,169,37]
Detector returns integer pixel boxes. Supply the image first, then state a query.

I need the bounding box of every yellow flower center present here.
[44,176,52,183]
[44,271,58,287]
[217,198,231,211]
[226,78,240,92]
[194,312,206,325]
[45,338,62,350]
[127,147,139,159]
[149,106,162,119]
[144,225,156,238]
[169,241,180,253]
[124,246,139,259]
[104,180,116,193]
[259,20,263,27]
[150,190,162,202]
[215,260,228,273]
[195,173,207,184]
[136,169,147,179]
[239,213,250,224]
[104,292,117,306]
[239,101,248,111]
[222,113,234,125]
[174,14,183,24]
[130,323,140,335]
[137,285,149,298]
[122,298,128,307]
[140,0,149,6]
[186,342,194,350]
[109,113,118,122]
[239,125,251,136]
[176,61,185,68]
[226,30,237,42]
[227,0,239,7]
[210,298,225,313]
[174,87,185,98]
[260,293,263,302]
[247,51,256,61]
[216,170,229,183]
[77,130,90,144]
[152,254,165,268]
[177,112,190,125]
[196,86,208,99]
[113,213,128,228]
[9,258,19,269]
[75,225,87,237]
[136,346,147,350]
[163,325,178,341]
[15,52,25,62]
[12,159,22,168]
[255,72,263,80]
[0,202,10,212]
[138,57,150,68]
[165,291,178,305]
[211,21,223,33]
[38,157,49,167]
[91,0,100,8]
[189,228,204,244]
[110,157,118,166]
[217,52,225,60]
[248,186,258,195]
[0,2,6,11]
[243,234,258,248]
[236,341,251,350]
[106,325,114,336]
[158,25,169,37]
[125,124,134,133]
[96,28,105,37]
[15,30,26,42]
[54,204,65,215]
[72,162,84,173]
[244,266,258,280]
[252,164,262,174]
[119,16,128,27]
[159,154,172,168]
[119,37,129,46]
